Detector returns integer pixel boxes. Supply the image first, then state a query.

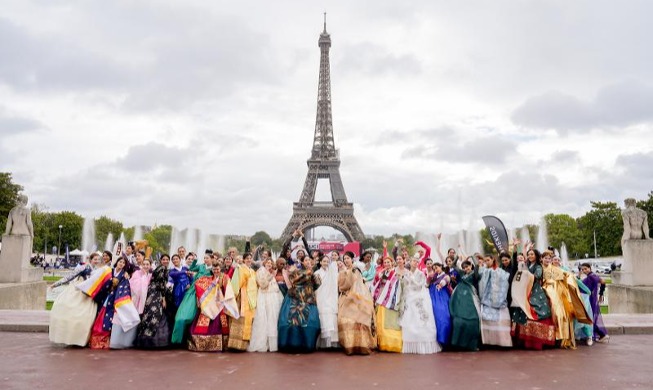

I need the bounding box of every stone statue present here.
[4,194,34,238]
[621,197,650,246]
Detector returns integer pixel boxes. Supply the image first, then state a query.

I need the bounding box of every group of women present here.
[49,236,609,355]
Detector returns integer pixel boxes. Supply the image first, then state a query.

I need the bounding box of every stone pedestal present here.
[0,234,45,310]
[609,240,653,313]
[612,240,653,286]
[0,282,46,310]
[0,234,42,283]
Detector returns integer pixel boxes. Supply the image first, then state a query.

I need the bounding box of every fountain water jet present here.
[537,216,549,252]
[560,242,569,269]
[104,232,114,252]
[133,225,143,241]
[82,217,96,254]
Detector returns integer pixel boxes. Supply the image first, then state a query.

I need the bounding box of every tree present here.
[144,225,172,255]
[545,213,588,259]
[123,227,135,242]
[53,211,84,253]
[0,172,23,236]
[577,201,622,258]
[94,216,123,251]
[31,204,54,254]
[251,231,272,246]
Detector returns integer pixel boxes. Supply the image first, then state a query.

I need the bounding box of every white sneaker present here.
[597,335,610,343]
[586,338,594,346]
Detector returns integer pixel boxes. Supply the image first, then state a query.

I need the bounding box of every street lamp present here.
[58,225,63,258]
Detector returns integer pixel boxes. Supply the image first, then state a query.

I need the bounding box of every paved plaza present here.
[1,332,651,390]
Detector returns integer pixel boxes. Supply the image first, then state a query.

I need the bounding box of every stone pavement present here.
[1,332,652,389]
[2,309,653,334]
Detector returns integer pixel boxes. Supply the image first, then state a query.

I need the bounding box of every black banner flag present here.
[482,215,509,254]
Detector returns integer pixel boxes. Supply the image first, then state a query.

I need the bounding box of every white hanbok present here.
[399,269,440,354]
[248,267,284,352]
[49,277,97,346]
[314,261,339,348]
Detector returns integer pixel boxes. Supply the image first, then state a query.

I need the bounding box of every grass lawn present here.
[43,276,62,283]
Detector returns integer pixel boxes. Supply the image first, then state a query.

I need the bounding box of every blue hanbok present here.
[277,269,321,353]
[428,272,452,346]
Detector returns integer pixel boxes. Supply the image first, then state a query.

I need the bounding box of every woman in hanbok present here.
[477,256,512,347]
[88,257,140,349]
[542,250,576,348]
[444,256,460,291]
[372,254,403,353]
[134,255,172,349]
[228,252,258,351]
[511,247,556,350]
[274,257,291,296]
[314,252,340,349]
[49,252,102,346]
[129,256,152,316]
[171,250,213,345]
[580,263,609,343]
[337,253,376,355]
[550,253,593,349]
[449,258,481,351]
[400,257,439,354]
[428,262,452,347]
[248,258,284,352]
[188,259,240,352]
[169,254,191,310]
[574,276,595,345]
[359,251,377,283]
[278,256,322,353]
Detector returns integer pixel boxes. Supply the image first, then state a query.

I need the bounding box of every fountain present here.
[560,242,569,269]
[537,216,549,252]
[104,232,114,252]
[520,227,530,249]
[133,225,143,241]
[464,216,482,255]
[81,217,96,254]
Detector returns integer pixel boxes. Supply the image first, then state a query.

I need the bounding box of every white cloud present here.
[1,0,652,239]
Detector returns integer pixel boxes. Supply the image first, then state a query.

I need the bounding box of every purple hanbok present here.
[582,272,608,340]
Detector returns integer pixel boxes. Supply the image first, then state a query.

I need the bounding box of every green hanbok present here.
[171,259,211,344]
[449,268,481,351]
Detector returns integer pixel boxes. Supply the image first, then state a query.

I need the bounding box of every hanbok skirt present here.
[375,305,402,353]
[575,293,594,341]
[228,315,250,351]
[511,317,556,350]
[110,322,137,349]
[171,286,199,344]
[480,306,513,347]
[49,283,97,347]
[317,312,339,349]
[429,284,452,346]
[248,290,283,352]
[277,295,321,353]
[188,312,230,352]
[134,312,170,349]
[400,289,440,354]
[89,307,110,350]
[449,286,481,351]
[337,317,376,355]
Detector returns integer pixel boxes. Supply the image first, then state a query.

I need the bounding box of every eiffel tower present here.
[281,16,365,242]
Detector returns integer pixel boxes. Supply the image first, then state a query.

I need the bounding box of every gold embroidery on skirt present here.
[227,316,249,350]
[188,335,224,352]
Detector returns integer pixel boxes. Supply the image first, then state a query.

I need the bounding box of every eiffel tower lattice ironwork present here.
[281,17,365,242]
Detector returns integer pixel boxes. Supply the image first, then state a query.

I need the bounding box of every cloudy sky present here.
[1,0,652,238]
